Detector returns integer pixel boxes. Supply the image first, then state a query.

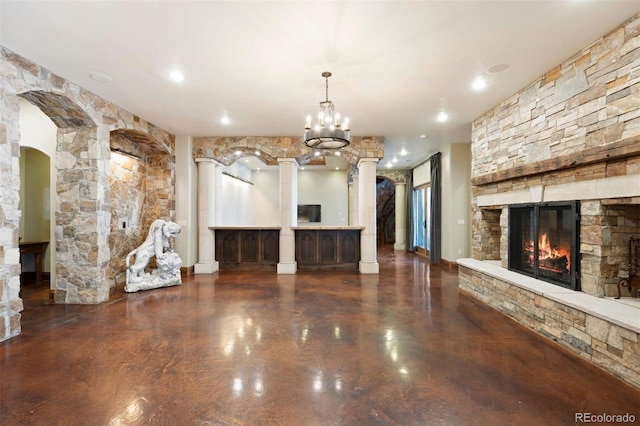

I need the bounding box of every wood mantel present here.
[471,136,640,186]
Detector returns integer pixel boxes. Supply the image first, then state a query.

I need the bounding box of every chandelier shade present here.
[304,71,350,149]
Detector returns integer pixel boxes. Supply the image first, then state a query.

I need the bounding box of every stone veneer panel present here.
[459,266,640,390]
[0,46,175,341]
[472,12,640,178]
[466,13,640,388]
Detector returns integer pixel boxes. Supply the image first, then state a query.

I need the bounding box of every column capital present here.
[195,157,223,166]
[277,157,299,167]
[357,157,379,168]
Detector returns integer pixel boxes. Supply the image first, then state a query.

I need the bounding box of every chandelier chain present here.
[325,75,329,103]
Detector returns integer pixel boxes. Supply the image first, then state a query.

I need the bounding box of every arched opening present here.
[376,177,396,245]
[17,99,57,319]
[17,90,109,307]
[108,129,173,288]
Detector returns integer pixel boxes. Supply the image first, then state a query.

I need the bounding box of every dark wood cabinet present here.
[214,228,280,271]
[295,229,360,271]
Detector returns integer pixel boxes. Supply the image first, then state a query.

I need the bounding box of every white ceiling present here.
[1,1,639,170]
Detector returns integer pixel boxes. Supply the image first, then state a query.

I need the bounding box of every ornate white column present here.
[358,158,379,273]
[394,182,406,251]
[194,158,219,274]
[277,158,298,274]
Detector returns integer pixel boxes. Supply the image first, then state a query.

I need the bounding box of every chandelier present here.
[304,71,350,149]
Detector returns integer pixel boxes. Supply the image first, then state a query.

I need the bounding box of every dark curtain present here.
[429,152,442,263]
[405,171,415,252]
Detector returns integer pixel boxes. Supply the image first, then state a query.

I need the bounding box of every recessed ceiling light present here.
[386,163,393,168]
[437,111,449,123]
[220,115,230,125]
[488,63,509,74]
[169,70,184,82]
[400,148,408,156]
[392,157,398,163]
[335,167,339,170]
[89,72,112,82]
[420,134,427,139]
[472,76,487,91]
[300,166,305,170]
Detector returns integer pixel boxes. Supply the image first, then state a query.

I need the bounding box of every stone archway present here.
[376,170,409,250]
[18,91,110,304]
[1,47,176,341]
[108,129,175,287]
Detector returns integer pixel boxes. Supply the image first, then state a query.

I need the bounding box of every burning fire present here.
[526,233,571,273]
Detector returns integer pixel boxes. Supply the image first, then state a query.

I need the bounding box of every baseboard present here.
[181,265,195,276]
[440,258,459,272]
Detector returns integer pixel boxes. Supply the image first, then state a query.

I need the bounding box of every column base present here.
[393,242,406,251]
[277,261,297,274]
[194,261,219,274]
[359,261,379,274]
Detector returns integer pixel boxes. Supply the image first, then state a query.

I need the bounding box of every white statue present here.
[125,219,183,293]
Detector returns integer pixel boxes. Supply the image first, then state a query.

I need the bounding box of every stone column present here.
[358,158,379,274]
[194,158,219,274]
[394,182,406,251]
[349,176,359,226]
[277,158,298,274]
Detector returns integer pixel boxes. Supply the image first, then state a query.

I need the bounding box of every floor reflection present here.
[5,244,639,425]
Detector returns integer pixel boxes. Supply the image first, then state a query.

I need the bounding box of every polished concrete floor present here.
[2,246,639,425]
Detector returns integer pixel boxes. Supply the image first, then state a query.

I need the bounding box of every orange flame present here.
[538,233,571,271]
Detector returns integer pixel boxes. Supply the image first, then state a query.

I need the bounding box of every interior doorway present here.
[18,98,57,314]
[413,184,431,257]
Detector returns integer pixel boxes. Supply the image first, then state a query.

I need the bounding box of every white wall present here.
[413,161,430,187]
[174,135,198,267]
[18,99,57,283]
[220,166,349,227]
[441,143,471,262]
[297,169,349,226]
[251,170,280,226]
[221,173,252,225]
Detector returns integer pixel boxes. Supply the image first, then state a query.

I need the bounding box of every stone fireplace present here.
[458,12,640,390]
[508,201,580,291]
[475,195,639,298]
[477,194,640,297]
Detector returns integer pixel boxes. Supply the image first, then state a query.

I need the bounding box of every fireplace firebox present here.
[508,201,580,290]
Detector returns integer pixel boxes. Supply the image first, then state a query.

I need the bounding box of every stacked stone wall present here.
[459,266,640,390]
[471,13,640,179]
[0,71,23,340]
[603,203,640,296]
[0,46,175,341]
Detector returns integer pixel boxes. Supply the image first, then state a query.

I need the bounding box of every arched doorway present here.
[376,177,396,244]
[18,99,57,314]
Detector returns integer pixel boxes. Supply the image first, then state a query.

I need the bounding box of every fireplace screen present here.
[509,201,580,290]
